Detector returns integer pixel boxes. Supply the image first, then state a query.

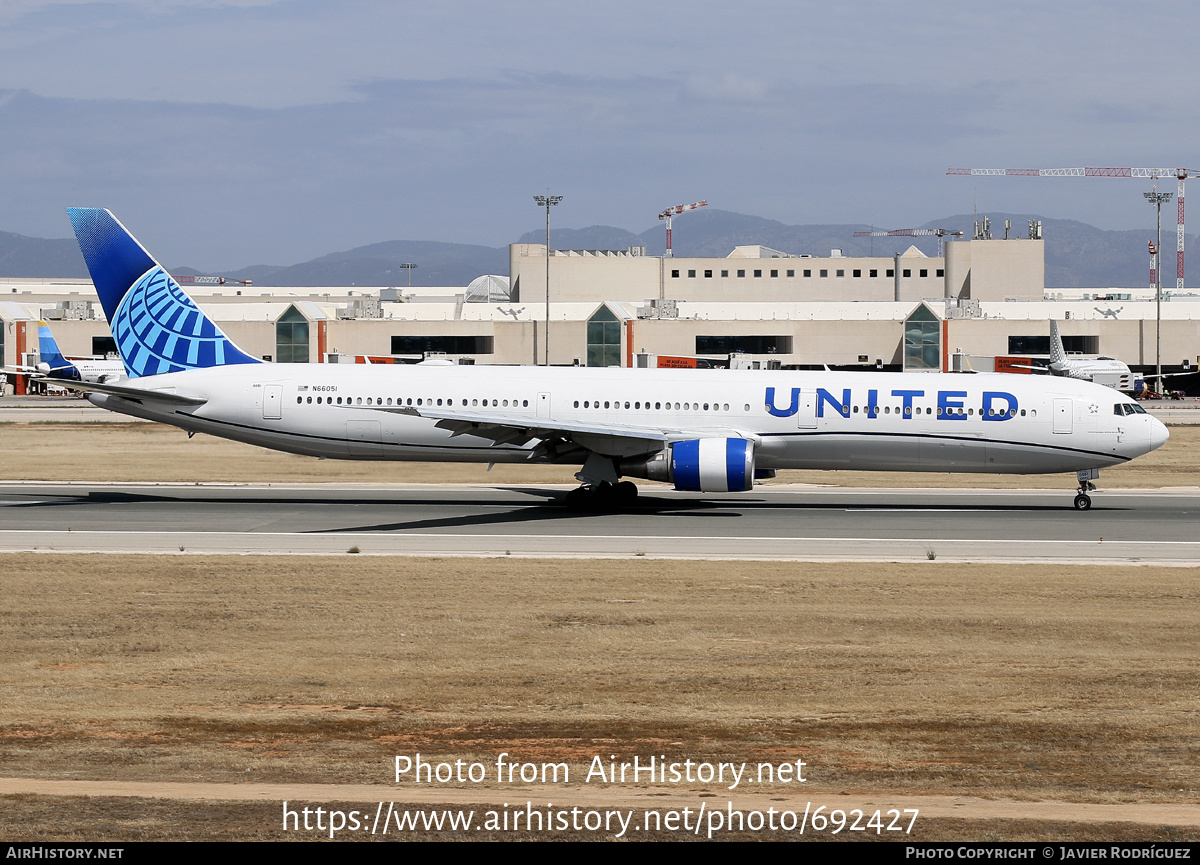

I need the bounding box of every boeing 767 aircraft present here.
[57,208,1168,510]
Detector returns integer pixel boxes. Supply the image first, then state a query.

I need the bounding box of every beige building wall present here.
[510,243,947,304]
[944,238,1043,301]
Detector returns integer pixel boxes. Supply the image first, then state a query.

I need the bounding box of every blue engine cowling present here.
[670,438,755,493]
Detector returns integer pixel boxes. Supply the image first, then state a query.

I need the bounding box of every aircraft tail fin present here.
[65,208,261,378]
[36,321,75,377]
[1049,319,1066,365]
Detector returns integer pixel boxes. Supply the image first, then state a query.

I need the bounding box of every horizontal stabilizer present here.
[43,378,208,406]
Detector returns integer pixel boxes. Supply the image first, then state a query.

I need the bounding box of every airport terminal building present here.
[2,233,1198,389]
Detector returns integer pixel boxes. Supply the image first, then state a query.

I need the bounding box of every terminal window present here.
[836,269,845,277]
[688,270,696,277]
[1009,335,1099,355]
[705,270,713,278]
[820,269,828,277]
[886,269,894,277]
[92,336,117,357]
[936,269,945,277]
[804,269,812,277]
[754,269,762,277]
[786,269,795,277]
[853,269,862,278]
[696,335,793,355]
[671,269,680,278]
[919,269,928,278]
[902,269,911,278]
[721,270,729,277]
[770,269,778,278]
[586,305,622,367]
[737,269,746,277]
[391,335,495,355]
[275,306,310,363]
[904,305,941,371]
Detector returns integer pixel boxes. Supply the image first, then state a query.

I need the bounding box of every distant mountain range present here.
[2,209,1188,290]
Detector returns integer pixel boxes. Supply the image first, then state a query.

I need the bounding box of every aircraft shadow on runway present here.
[0,490,1123,538]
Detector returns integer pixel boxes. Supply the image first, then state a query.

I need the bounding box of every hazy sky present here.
[1,0,1196,269]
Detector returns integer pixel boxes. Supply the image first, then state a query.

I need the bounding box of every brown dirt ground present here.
[1,555,1198,840]
[0,421,1197,488]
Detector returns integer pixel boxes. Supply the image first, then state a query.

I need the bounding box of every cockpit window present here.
[1115,403,1148,416]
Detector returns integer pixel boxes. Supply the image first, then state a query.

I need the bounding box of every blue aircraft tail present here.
[37,321,77,378]
[66,208,261,378]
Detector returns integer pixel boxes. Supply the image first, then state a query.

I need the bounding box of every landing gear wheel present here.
[1073,493,1092,511]
[564,481,638,512]
[565,487,591,511]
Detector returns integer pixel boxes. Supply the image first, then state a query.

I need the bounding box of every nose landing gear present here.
[1073,468,1099,510]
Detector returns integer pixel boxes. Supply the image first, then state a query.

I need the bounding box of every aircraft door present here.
[1052,398,1072,434]
[263,385,283,419]
[797,389,817,429]
[537,392,551,419]
[346,420,383,457]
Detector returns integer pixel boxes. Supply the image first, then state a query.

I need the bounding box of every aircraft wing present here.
[362,404,747,457]
[42,378,208,406]
[1142,371,1193,380]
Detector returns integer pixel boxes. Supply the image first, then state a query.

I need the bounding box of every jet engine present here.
[622,437,755,492]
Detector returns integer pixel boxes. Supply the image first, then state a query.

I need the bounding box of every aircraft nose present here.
[1149,418,1170,451]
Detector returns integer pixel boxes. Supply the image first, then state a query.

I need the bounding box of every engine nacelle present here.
[671,438,755,492]
[620,438,756,492]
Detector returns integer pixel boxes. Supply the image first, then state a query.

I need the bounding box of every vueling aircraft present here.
[58,208,1168,511]
[34,320,125,383]
[3,321,124,384]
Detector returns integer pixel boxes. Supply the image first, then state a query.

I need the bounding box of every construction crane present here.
[658,200,707,258]
[853,227,964,257]
[947,167,1198,289]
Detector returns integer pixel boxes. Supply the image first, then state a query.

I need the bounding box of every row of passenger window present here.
[573,400,749,412]
[297,394,1037,419]
[298,396,529,408]
[841,405,1032,418]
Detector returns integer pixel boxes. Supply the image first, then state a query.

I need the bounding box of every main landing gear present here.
[564,481,639,512]
[1073,468,1099,511]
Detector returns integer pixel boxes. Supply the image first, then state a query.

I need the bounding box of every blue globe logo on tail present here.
[67,208,261,378]
[113,266,258,377]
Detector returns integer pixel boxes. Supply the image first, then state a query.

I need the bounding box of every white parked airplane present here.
[3,321,125,385]
[34,320,125,383]
[1039,320,1138,391]
[56,209,1168,511]
[1012,320,1186,394]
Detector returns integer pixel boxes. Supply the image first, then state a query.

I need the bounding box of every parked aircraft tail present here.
[36,321,76,377]
[65,208,261,378]
[1049,319,1066,366]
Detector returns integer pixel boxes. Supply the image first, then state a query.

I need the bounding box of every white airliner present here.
[3,321,125,385]
[1010,320,1140,391]
[1013,320,1188,394]
[56,208,1168,511]
[34,320,125,383]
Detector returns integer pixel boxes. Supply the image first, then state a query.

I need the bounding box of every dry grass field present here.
[2,554,1199,840]
[0,421,1197,488]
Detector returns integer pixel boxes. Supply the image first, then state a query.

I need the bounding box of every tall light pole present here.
[533,194,562,366]
[1145,189,1173,387]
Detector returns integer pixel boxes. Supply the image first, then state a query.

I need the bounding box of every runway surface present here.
[1,482,1197,563]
